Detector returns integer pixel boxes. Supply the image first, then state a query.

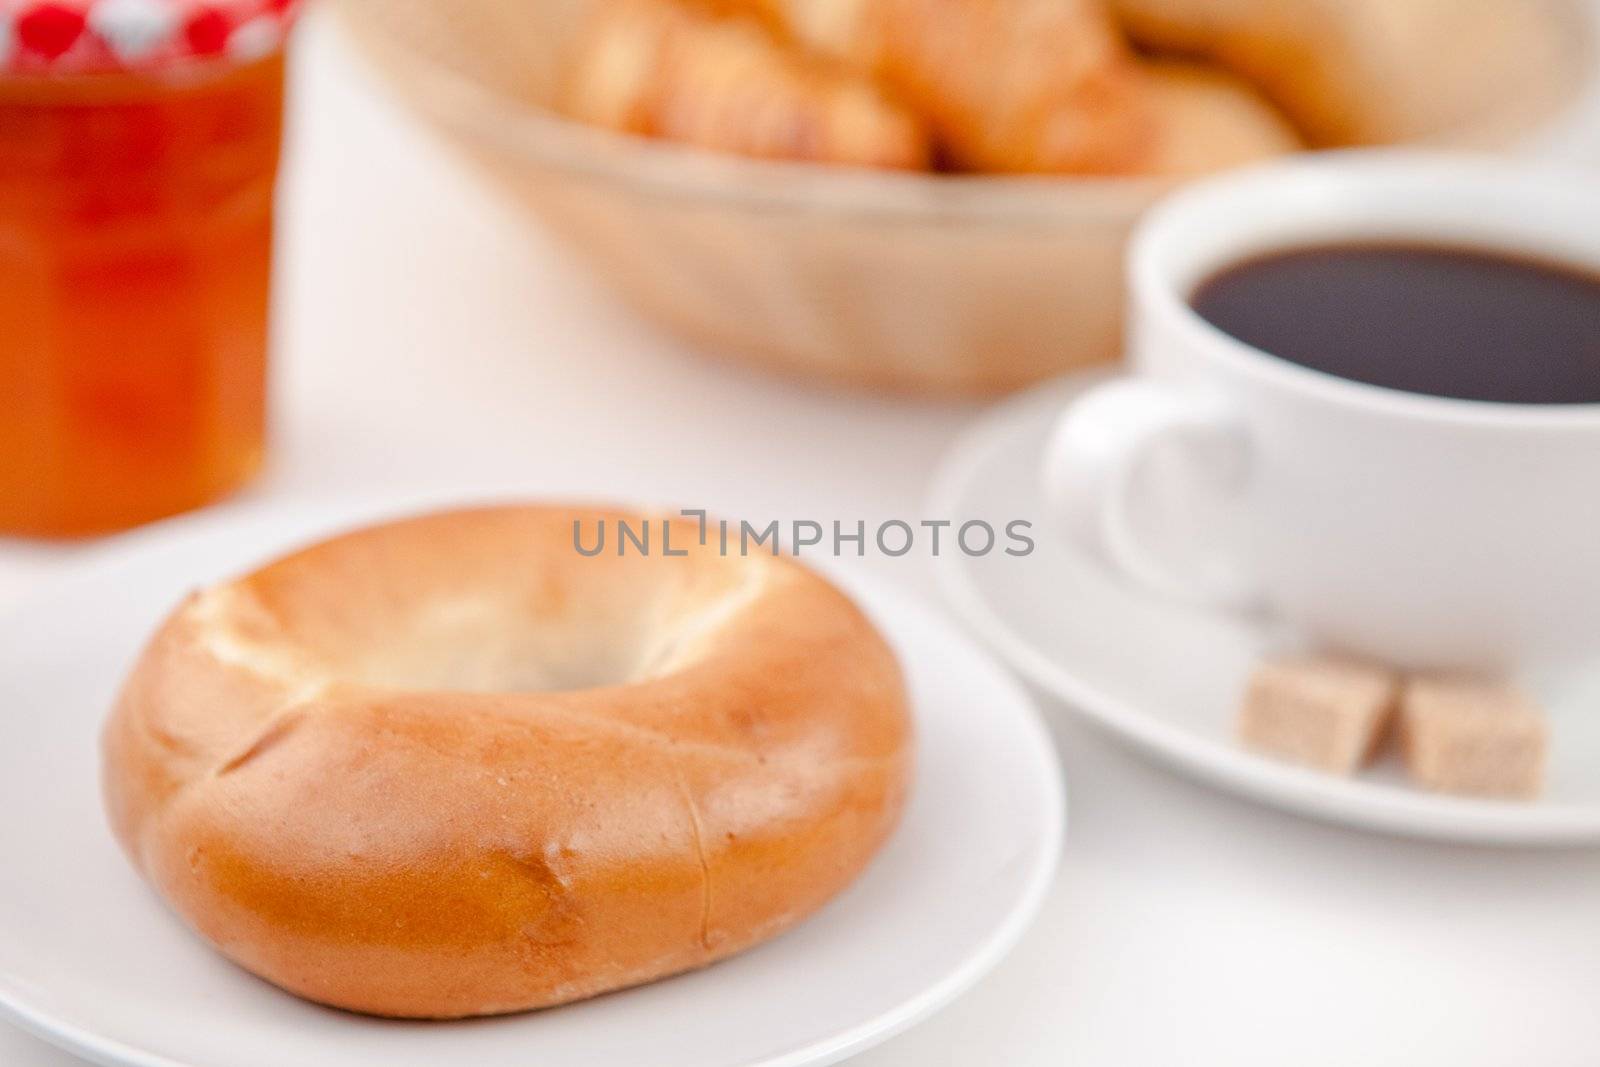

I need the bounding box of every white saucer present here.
[931,372,1600,846]
[0,495,1064,1067]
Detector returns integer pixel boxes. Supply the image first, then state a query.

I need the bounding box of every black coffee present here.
[1189,242,1600,404]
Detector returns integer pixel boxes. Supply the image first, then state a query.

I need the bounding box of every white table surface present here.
[5,14,1600,1066]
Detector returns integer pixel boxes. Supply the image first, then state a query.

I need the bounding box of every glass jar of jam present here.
[0,1,296,537]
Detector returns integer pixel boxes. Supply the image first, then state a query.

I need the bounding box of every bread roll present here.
[1110,0,1575,146]
[1142,58,1301,175]
[705,0,1158,173]
[557,0,932,169]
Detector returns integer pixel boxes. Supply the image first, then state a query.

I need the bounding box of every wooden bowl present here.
[336,0,1595,397]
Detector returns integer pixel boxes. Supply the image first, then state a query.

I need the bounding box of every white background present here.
[4,12,1600,1065]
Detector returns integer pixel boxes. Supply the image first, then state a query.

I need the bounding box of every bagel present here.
[101,504,913,1019]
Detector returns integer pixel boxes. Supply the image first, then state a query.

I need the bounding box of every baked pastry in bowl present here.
[336,0,1592,395]
[102,505,912,1019]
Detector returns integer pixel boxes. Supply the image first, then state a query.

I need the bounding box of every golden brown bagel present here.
[101,505,912,1019]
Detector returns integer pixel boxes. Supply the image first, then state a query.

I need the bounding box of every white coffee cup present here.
[1043,153,1600,675]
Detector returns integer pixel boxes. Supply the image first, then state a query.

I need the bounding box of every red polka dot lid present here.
[0,0,299,73]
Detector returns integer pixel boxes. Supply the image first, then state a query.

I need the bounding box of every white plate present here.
[930,373,1600,846]
[0,495,1064,1067]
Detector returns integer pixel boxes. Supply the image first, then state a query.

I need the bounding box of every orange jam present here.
[0,52,283,537]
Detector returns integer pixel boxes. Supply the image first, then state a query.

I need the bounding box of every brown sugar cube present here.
[1399,679,1547,799]
[1237,657,1398,774]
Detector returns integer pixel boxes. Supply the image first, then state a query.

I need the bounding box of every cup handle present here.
[1041,378,1258,610]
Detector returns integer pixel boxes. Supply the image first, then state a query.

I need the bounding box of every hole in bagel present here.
[198,545,771,695]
